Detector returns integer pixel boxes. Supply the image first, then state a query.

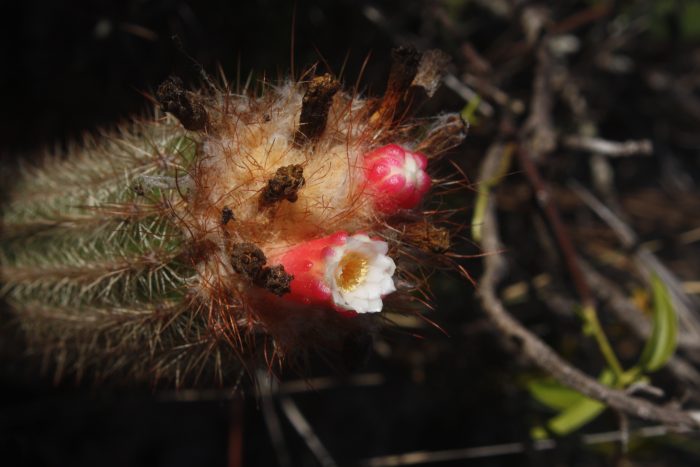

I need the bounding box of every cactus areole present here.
[0,47,467,384]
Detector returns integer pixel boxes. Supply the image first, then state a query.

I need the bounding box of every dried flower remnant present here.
[156,76,209,131]
[261,164,306,205]
[0,47,468,385]
[294,73,341,145]
[221,206,235,225]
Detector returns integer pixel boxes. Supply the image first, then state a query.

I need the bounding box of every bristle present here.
[1,49,468,385]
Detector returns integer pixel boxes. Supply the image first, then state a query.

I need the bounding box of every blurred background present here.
[2,1,700,466]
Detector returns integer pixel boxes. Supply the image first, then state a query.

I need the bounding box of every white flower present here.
[324,234,396,313]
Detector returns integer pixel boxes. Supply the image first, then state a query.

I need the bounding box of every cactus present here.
[0,47,467,386]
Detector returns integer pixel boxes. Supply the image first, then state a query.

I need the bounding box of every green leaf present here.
[460,95,481,126]
[638,275,678,372]
[471,185,489,243]
[543,396,606,437]
[650,0,700,40]
[527,378,586,411]
[470,144,513,243]
[530,370,615,438]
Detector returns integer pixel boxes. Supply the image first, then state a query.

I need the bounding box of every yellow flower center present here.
[335,252,369,292]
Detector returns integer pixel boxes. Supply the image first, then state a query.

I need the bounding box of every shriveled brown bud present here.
[405,222,451,254]
[294,74,340,145]
[386,46,421,99]
[221,206,235,225]
[230,243,292,296]
[156,76,209,131]
[412,49,451,98]
[231,242,267,279]
[261,164,306,204]
[416,113,469,158]
[259,265,293,297]
[371,46,422,125]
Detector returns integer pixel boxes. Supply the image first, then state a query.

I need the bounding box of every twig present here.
[462,73,525,114]
[359,424,694,466]
[279,396,338,467]
[158,372,385,401]
[563,135,653,157]
[569,181,700,344]
[280,372,385,394]
[360,3,496,120]
[517,146,593,306]
[548,3,613,35]
[258,371,292,467]
[521,44,556,161]
[579,258,700,392]
[615,411,630,454]
[477,147,700,430]
[535,273,700,390]
[580,258,700,351]
[443,73,495,117]
[227,397,244,467]
[579,259,650,337]
[516,146,627,375]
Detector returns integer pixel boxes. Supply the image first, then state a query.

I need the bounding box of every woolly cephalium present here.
[0,48,468,386]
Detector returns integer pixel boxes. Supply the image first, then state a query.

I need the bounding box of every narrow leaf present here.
[531,370,615,438]
[527,378,586,411]
[638,275,678,372]
[544,396,606,437]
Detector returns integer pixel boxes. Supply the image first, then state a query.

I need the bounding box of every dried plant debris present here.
[294,74,340,145]
[261,164,306,205]
[156,76,209,131]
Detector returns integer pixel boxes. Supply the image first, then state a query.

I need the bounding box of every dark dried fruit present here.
[230,243,292,296]
[416,113,468,158]
[230,242,267,279]
[406,222,451,254]
[371,46,422,125]
[261,164,306,204]
[259,265,293,296]
[386,46,421,98]
[156,76,209,131]
[294,74,340,145]
[221,206,235,225]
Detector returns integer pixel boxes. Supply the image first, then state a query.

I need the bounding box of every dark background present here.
[0,0,402,154]
[2,1,700,466]
[0,2,522,466]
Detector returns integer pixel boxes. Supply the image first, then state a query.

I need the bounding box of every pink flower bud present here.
[363,144,431,213]
[273,232,396,314]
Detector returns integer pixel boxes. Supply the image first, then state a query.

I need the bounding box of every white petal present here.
[325,234,397,313]
[375,255,395,272]
[373,240,389,255]
[380,276,396,294]
[366,298,383,312]
[365,266,386,283]
[348,234,371,245]
[347,296,370,313]
[349,286,371,300]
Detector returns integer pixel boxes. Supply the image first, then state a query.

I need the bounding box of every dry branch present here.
[563,136,653,157]
[476,146,700,430]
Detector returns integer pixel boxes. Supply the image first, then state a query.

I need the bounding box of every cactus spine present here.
[0,47,467,386]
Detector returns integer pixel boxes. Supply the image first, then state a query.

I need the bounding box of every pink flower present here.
[273,232,396,314]
[363,144,431,213]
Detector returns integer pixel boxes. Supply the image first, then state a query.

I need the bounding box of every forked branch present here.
[476,146,700,430]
